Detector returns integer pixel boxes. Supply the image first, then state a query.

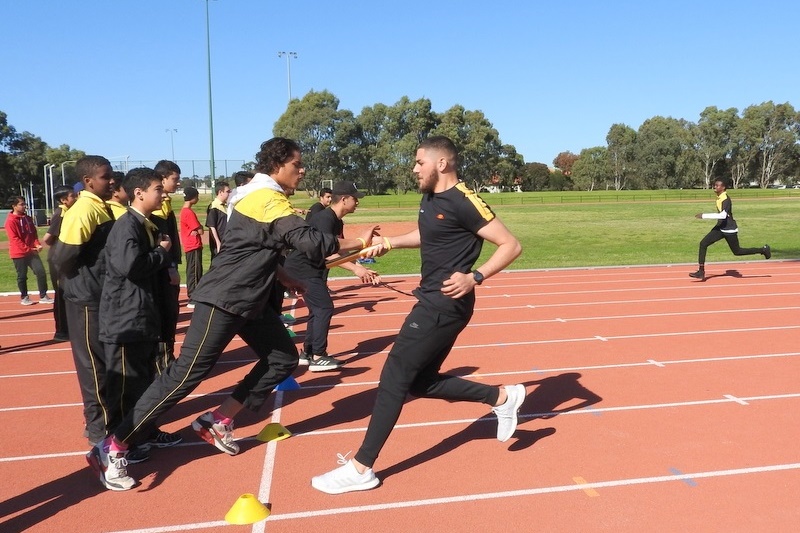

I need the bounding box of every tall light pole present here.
[277,51,298,103]
[61,160,77,185]
[165,128,177,160]
[43,163,56,214]
[205,0,216,180]
[47,164,56,213]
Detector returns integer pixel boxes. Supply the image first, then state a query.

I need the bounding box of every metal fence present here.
[108,159,248,183]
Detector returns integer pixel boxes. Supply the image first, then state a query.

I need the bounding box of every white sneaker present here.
[39,296,54,304]
[86,439,137,491]
[186,303,195,309]
[20,297,33,306]
[312,457,380,494]
[492,384,526,442]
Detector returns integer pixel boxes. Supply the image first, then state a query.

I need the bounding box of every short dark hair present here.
[8,196,25,208]
[319,187,332,197]
[254,137,301,175]
[53,185,73,204]
[418,135,458,158]
[233,171,254,187]
[123,167,160,197]
[214,180,231,194]
[154,159,181,179]
[111,171,126,192]
[714,178,731,189]
[75,155,111,181]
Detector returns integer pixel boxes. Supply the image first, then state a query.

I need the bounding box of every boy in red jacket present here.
[4,196,52,305]
[179,186,203,306]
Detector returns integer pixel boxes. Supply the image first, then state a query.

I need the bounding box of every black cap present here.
[183,186,199,200]
[332,180,365,198]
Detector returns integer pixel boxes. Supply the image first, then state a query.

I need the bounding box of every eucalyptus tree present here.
[520,162,551,191]
[273,90,355,193]
[571,146,610,191]
[433,105,503,190]
[605,123,636,190]
[635,116,691,189]
[384,97,437,193]
[742,101,798,188]
[695,106,738,188]
[493,144,525,189]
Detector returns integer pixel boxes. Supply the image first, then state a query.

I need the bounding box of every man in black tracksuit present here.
[87,137,378,491]
[312,136,525,495]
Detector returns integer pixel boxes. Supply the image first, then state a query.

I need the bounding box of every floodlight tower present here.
[278,51,298,103]
[166,128,177,160]
[205,0,217,179]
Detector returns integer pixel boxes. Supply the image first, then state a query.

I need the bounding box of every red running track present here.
[1,260,799,532]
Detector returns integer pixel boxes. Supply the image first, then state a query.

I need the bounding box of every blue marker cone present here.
[275,375,301,391]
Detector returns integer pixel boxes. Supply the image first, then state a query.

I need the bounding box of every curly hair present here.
[254,137,301,175]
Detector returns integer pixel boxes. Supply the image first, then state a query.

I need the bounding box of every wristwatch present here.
[472,270,484,285]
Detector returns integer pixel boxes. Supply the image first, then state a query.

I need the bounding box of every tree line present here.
[273,94,799,193]
[3,98,798,204]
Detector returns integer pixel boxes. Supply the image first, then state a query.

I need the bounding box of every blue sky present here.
[3,0,798,174]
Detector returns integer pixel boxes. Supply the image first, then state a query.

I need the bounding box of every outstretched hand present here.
[355,265,381,285]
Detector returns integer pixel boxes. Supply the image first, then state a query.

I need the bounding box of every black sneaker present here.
[689,269,705,280]
[125,445,150,464]
[298,350,312,366]
[53,332,70,342]
[143,429,183,449]
[762,245,771,259]
[309,354,344,372]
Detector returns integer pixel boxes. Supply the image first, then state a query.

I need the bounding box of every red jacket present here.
[5,212,41,259]
[180,206,203,253]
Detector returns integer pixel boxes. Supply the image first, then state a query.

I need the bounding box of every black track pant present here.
[698,228,762,265]
[184,248,203,300]
[301,277,334,356]
[48,261,68,336]
[12,255,47,298]
[65,301,108,444]
[113,303,299,446]
[104,341,158,434]
[354,302,500,468]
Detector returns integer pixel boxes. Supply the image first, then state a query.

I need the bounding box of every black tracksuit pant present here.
[354,301,500,468]
[113,302,298,446]
[65,301,108,444]
[301,277,334,356]
[698,228,762,264]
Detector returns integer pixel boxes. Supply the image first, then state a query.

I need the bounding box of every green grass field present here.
[1,190,797,293]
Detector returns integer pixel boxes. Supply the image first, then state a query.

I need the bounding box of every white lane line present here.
[4,351,800,395]
[5,391,800,463]
[3,297,797,351]
[104,461,800,531]
[724,394,749,405]
[252,390,283,533]
[292,391,800,438]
